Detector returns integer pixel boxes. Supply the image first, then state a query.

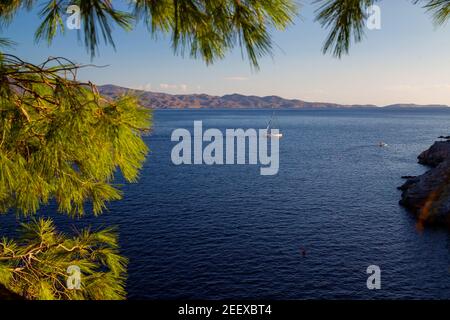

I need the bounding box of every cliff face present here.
[399,140,450,228]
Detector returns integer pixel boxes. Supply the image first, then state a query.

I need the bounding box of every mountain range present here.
[98,85,449,110]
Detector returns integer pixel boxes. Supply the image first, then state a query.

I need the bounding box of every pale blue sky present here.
[3,1,450,105]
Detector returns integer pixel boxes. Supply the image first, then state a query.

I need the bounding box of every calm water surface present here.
[1,109,450,299]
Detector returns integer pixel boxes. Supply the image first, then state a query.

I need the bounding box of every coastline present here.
[99,84,450,111]
[399,139,450,229]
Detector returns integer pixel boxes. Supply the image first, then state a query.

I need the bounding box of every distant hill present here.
[383,103,450,109]
[98,85,449,110]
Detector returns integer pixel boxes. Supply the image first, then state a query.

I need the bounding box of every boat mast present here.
[266,118,272,131]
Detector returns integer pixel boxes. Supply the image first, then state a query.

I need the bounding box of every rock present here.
[399,141,450,228]
[438,135,450,140]
[418,141,450,167]
[401,175,416,180]
[397,177,419,190]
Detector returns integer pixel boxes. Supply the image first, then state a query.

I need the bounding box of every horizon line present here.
[98,84,450,109]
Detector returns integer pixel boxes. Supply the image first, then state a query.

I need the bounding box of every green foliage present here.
[0,38,16,48]
[0,218,127,300]
[0,53,148,298]
[34,0,134,57]
[0,1,34,24]
[133,0,298,69]
[1,0,298,69]
[421,0,450,25]
[315,0,374,58]
[2,1,449,62]
[0,53,144,299]
[315,0,449,58]
[0,54,151,217]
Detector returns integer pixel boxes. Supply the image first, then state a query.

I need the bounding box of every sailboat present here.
[266,111,283,138]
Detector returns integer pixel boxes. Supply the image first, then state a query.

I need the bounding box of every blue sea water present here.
[1,109,450,299]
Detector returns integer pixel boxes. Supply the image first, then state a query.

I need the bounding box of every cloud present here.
[224,76,249,81]
[159,83,189,92]
[160,83,178,90]
[135,83,152,91]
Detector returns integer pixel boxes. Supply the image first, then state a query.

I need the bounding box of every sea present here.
[1,108,449,299]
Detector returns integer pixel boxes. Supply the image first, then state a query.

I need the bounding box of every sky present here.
[2,0,450,106]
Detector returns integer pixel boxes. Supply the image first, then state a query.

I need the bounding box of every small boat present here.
[268,132,283,138]
[266,111,283,138]
[378,142,388,147]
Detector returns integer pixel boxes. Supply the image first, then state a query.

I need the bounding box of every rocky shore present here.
[399,140,450,228]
